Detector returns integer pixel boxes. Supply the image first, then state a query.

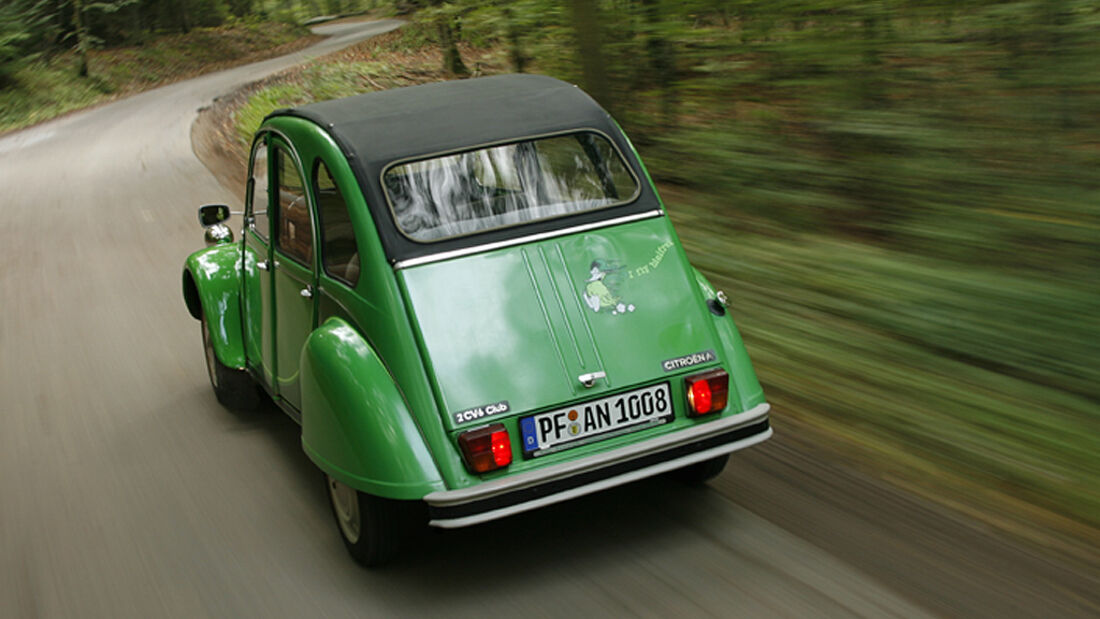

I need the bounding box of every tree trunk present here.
[639,0,677,128]
[437,15,468,76]
[73,0,88,77]
[173,0,192,34]
[502,5,526,73]
[566,0,612,112]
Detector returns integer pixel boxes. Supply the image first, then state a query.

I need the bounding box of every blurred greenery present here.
[0,1,377,133]
[561,0,1098,547]
[676,208,1099,539]
[0,20,312,133]
[233,1,1098,547]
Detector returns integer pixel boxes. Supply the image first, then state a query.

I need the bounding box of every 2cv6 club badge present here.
[182,74,772,566]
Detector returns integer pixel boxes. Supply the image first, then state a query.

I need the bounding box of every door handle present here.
[256,260,269,271]
[300,285,313,299]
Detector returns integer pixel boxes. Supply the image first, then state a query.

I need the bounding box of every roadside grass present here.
[670,197,1099,551]
[233,32,508,146]
[229,29,1099,554]
[0,21,317,135]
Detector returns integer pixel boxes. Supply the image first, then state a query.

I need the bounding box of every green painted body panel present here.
[183,242,246,369]
[400,216,722,431]
[313,276,471,490]
[300,318,445,499]
[259,116,470,490]
[397,214,767,487]
[692,268,766,411]
[242,228,273,385]
[271,136,316,410]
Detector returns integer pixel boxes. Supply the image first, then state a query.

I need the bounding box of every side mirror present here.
[198,204,230,227]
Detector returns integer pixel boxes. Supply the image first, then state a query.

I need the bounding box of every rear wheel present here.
[673,454,729,485]
[201,313,261,410]
[326,475,410,567]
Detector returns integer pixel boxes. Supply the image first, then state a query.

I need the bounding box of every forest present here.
[4,1,1094,267]
[3,0,1098,553]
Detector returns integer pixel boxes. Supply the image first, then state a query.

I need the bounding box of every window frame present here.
[312,157,361,287]
[245,134,271,241]
[272,143,316,269]
[379,128,642,245]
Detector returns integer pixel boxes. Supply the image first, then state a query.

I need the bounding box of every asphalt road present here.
[1,19,1096,618]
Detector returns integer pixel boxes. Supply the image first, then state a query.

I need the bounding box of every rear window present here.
[382,131,639,243]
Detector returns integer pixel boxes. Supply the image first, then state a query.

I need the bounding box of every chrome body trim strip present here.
[393,209,664,270]
[425,403,769,513]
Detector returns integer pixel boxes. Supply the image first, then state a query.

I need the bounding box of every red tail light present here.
[458,424,512,473]
[689,380,712,412]
[684,369,729,416]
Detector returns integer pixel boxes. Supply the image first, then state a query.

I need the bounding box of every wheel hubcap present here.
[328,476,361,543]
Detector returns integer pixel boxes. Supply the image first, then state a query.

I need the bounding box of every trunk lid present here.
[399,216,721,430]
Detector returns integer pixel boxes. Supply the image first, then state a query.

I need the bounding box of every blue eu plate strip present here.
[520,417,539,452]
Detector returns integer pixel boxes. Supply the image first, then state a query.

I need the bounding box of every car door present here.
[271,140,318,411]
[242,135,275,387]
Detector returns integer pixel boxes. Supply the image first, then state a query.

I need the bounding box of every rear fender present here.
[182,243,246,369]
[692,268,766,410]
[300,318,444,500]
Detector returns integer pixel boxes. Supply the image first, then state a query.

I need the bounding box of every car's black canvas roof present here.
[268,74,661,264]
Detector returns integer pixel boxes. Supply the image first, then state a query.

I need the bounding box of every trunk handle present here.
[578,371,607,388]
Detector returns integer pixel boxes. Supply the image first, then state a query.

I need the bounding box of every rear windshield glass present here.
[382,131,639,243]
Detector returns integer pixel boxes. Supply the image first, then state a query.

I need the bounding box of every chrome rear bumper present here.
[424,403,771,528]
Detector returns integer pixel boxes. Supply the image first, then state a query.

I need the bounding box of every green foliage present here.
[0,0,339,66]
[235,84,309,142]
[0,4,32,64]
[0,20,310,133]
[531,0,1097,538]
[402,2,469,74]
[234,57,398,143]
[0,0,55,86]
[0,0,385,86]
[677,217,1100,534]
[0,6,31,86]
[227,0,254,18]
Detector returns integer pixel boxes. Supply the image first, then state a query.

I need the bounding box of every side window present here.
[275,147,313,266]
[314,160,361,286]
[248,138,270,240]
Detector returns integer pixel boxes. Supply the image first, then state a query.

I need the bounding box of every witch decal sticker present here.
[583,259,636,315]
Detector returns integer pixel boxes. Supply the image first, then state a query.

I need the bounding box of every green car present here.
[183,74,771,566]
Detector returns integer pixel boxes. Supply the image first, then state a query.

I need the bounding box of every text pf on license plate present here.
[519,383,672,457]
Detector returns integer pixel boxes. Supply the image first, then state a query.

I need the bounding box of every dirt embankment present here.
[192,71,298,196]
[192,30,505,197]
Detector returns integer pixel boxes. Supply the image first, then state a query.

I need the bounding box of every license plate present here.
[519,383,673,457]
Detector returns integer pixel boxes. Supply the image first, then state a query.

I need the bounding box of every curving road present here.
[1,19,1096,618]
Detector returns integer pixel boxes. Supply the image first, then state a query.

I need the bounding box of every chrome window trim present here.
[392,209,664,270]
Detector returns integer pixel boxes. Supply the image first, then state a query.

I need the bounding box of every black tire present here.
[673,454,729,485]
[201,313,261,411]
[326,475,414,567]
